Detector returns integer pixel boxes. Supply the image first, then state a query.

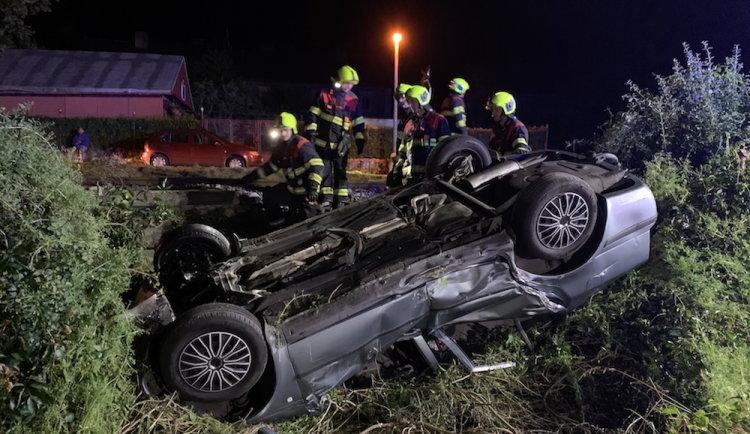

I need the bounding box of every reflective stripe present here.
[309,173,322,184]
[512,137,528,146]
[308,158,324,166]
[456,120,466,128]
[310,106,321,115]
[306,123,318,131]
[320,112,344,126]
[352,116,364,126]
[344,122,351,129]
[294,166,307,176]
[453,106,465,113]
[336,189,349,196]
[287,185,306,195]
[441,110,453,117]
[354,132,365,140]
[437,135,450,142]
[315,137,343,149]
[321,187,334,194]
[397,131,404,139]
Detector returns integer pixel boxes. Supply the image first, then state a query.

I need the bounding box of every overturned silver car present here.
[133,140,657,424]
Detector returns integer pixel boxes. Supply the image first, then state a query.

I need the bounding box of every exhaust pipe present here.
[458,155,547,191]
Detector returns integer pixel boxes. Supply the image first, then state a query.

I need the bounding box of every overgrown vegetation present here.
[0,108,182,433]
[597,42,750,170]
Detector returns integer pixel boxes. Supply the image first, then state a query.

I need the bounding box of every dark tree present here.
[0,0,59,49]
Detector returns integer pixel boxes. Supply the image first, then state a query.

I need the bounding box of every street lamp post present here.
[392,32,401,154]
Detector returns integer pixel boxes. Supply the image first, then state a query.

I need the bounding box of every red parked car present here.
[141,129,262,167]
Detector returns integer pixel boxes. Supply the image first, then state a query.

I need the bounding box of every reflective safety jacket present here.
[305,88,365,150]
[396,108,416,160]
[489,115,531,155]
[399,110,451,178]
[252,135,324,196]
[440,92,467,135]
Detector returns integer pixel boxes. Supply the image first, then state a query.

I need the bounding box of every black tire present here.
[150,153,170,166]
[511,173,598,260]
[226,156,246,168]
[153,224,232,273]
[159,303,268,403]
[425,135,492,179]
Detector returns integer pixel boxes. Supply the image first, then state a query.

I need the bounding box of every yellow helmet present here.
[271,112,298,134]
[486,91,516,115]
[405,85,431,106]
[448,78,470,95]
[394,83,412,98]
[336,65,360,85]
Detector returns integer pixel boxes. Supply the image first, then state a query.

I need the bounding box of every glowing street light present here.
[392,33,402,154]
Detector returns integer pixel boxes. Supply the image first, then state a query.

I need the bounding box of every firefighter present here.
[392,85,451,183]
[304,65,365,208]
[440,78,469,135]
[242,112,325,224]
[387,83,415,187]
[486,91,531,155]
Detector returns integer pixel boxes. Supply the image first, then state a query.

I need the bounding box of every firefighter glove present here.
[306,186,319,204]
[356,138,365,155]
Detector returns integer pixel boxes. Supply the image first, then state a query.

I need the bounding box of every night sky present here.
[27,0,750,145]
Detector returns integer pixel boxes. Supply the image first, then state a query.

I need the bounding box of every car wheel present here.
[150,153,170,166]
[226,156,245,168]
[153,224,232,299]
[511,173,598,260]
[425,135,492,180]
[154,224,232,272]
[159,303,268,403]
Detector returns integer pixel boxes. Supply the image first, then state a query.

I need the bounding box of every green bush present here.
[36,115,200,158]
[0,108,179,433]
[598,42,750,169]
